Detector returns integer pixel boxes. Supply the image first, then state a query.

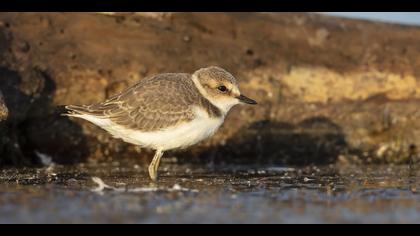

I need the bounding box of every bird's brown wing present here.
[82,73,198,132]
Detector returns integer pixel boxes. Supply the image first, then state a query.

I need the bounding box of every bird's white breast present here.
[75,106,224,151]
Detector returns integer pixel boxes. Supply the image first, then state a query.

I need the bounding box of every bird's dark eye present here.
[217,86,227,92]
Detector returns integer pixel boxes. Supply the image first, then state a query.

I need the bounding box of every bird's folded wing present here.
[88,74,197,132]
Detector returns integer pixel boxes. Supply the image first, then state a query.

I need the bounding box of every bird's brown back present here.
[70,73,222,132]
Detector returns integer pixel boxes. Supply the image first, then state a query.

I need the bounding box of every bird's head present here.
[192,66,257,114]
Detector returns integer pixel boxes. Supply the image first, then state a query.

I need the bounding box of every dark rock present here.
[0,90,8,164]
[0,90,7,121]
[18,41,30,53]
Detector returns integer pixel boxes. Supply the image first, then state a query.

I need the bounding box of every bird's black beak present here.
[236,94,257,105]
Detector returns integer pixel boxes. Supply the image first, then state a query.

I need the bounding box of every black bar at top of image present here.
[0,0,417,12]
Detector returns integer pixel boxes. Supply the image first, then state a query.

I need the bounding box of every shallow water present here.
[0,161,418,224]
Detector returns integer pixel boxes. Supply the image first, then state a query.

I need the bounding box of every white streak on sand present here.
[91,177,199,194]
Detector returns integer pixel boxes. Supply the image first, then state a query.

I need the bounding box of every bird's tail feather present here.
[62,105,92,117]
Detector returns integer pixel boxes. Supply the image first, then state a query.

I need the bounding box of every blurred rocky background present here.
[0,12,419,166]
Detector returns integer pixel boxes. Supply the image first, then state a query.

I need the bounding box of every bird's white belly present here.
[114,116,223,151]
[76,109,224,151]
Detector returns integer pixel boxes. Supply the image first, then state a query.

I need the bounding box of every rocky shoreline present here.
[0,12,419,166]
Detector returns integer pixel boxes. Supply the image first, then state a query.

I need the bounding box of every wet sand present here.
[0,161,418,223]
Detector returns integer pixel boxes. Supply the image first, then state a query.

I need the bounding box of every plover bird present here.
[64,66,257,181]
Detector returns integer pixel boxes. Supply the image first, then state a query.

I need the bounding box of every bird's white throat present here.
[192,75,239,115]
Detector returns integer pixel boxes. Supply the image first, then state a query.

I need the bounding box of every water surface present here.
[0,162,418,223]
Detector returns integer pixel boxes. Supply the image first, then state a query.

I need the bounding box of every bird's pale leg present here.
[148,149,164,181]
